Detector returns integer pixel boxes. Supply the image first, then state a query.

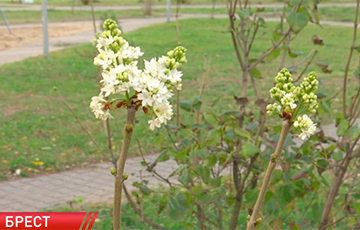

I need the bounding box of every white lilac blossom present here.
[266,68,319,140]
[90,19,187,130]
[90,93,113,120]
[293,115,317,140]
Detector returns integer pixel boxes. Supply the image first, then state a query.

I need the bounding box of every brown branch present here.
[342,0,360,117]
[135,138,173,187]
[89,0,97,36]
[294,50,318,82]
[113,105,136,230]
[54,87,110,161]
[247,120,291,230]
[249,28,291,70]
[319,144,352,230]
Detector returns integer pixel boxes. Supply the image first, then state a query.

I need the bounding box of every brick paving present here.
[0,154,178,211]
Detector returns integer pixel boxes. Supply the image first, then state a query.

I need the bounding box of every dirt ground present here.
[0,23,94,50]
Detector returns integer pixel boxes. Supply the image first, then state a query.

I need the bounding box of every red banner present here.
[0,212,98,230]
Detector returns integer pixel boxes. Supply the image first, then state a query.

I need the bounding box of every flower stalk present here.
[90,19,186,229]
[113,105,136,230]
[247,68,319,229]
[246,119,290,230]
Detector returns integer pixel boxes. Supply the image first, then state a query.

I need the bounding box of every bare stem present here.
[54,87,109,161]
[113,106,136,230]
[319,144,352,230]
[175,0,181,45]
[342,0,360,117]
[89,0,97,36]
[103,119,117,167]
[247,119,291,230]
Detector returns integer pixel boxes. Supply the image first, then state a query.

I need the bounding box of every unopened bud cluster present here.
[266,68,319,140]
[90,19,187,130]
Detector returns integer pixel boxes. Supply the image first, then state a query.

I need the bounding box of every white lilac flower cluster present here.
[90,19,187,130]
[266,68,319,140]
[293,115,317,140]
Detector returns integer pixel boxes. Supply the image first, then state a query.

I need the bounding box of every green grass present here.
[167,6,358,22]
[0,18,359,180]
[0,9,155,25]
[46,199,190,230]
[0,6,356,26]
[0,0,298,7]
[0,0,355,7]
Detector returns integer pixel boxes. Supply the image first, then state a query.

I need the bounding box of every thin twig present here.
[175,0,181,45]
[54,87,109,161]
[342,0,360,117]
[294,50,318,82]
[135,138,173,187]
[89,0,97,36]
[123,184,169,230]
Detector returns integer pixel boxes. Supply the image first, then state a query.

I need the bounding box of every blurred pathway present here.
[0,154,178,212]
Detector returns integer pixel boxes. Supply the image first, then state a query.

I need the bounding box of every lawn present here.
[0,17,358,180]
[0,0,356,7]
[0,6,357,26]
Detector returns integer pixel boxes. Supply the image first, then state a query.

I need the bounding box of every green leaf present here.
[153,135,163,148]
[192,96,202,111]
[264,190,274,205]
[321,101,332,113]
[203,155,217,168]
[316,159,328,175]
[336,119,350,136]
[244,189,259,206]
[140,184,151,195]
[156,151,169,162]
[180,100,192,112]
[276,185,293,206]
[257,17,266,27]
[211,97,221,106]
[241,141,260,158]
[311,202,322,222]
[287,11,310,33]
[204,113,217,125]
[266,49,280,61]
[234,127,252,139]
[288,49,303,58]
[238,8,250,19]
[192,185,204,195]
[273,31,283,42]
[210,176,222,188]
[354,202,360,214]
[249,68,262,79]
[175,150,188,161]
[178,168,190,185]
[195,164,210,184]
[270,170,282,184]
[333,150,343,161]
[354,69,359,79]
[344,125,360,141]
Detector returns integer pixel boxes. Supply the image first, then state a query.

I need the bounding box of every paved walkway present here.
[0,154,178,212]
[0,12,358,211]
